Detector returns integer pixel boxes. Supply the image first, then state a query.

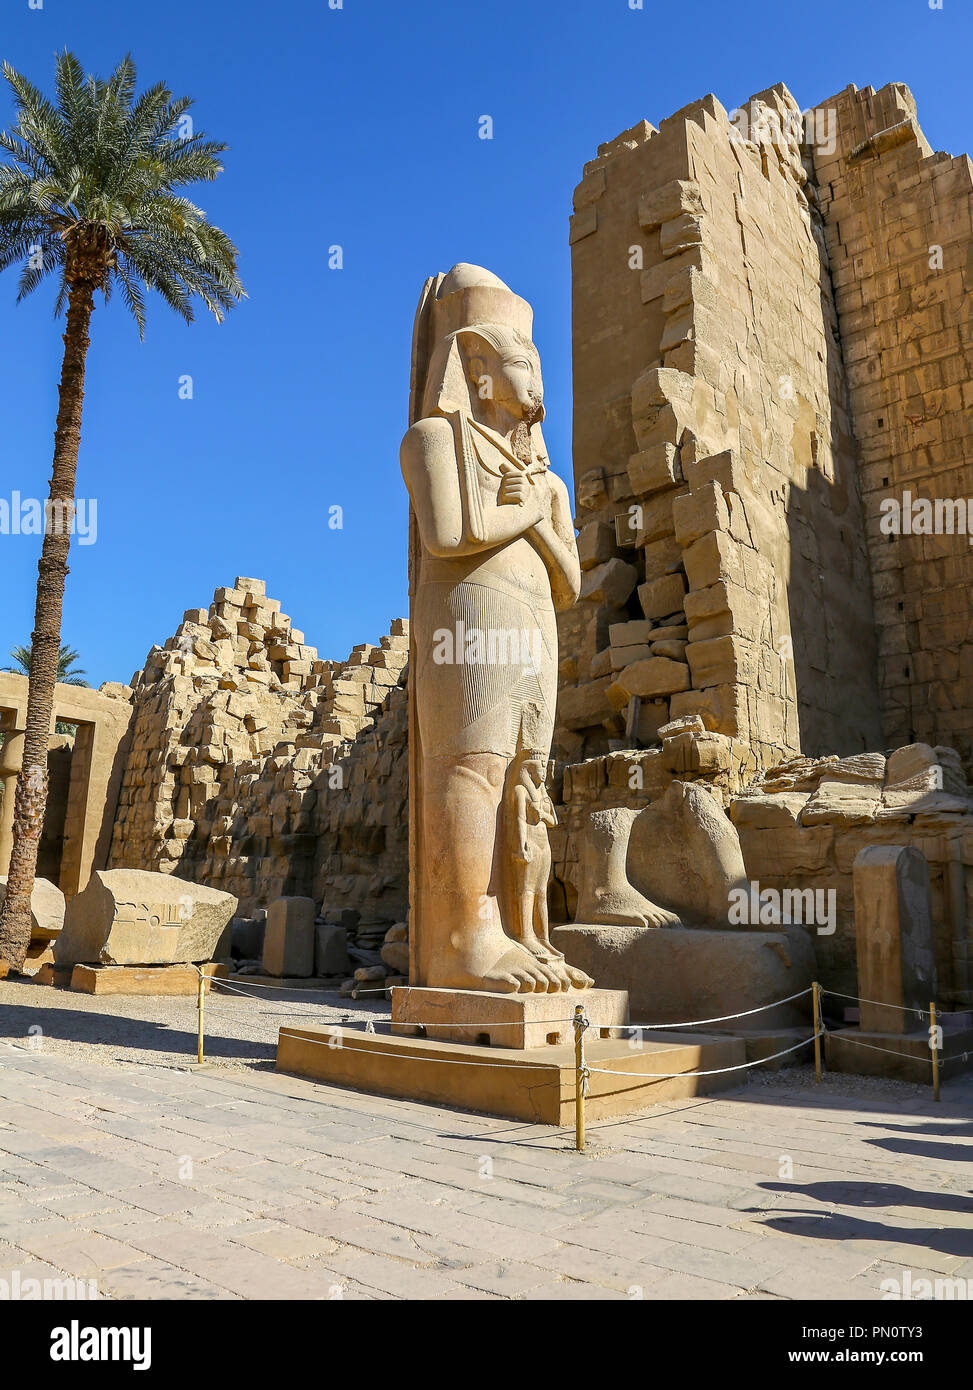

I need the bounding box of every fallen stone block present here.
[54,870,238,968]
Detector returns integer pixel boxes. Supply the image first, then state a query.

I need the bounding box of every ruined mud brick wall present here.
[730,743,973,1009]
[108,577,409,921]
[810,84,973,773]
[556,84,882,770]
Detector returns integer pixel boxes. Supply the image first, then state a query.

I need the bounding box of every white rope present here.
[196,965,394,996]
[586,1032,819,1079]
[823,988,924,1016]
[206,971,578,1027]
[606,987,814,1032]
[200,969,969,1076]
[823,1029,936,1064]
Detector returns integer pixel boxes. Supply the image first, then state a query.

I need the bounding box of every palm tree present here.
[4,642,89,686]
[0,51,245,969]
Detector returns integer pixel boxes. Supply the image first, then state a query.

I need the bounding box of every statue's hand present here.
[497,463,532,507]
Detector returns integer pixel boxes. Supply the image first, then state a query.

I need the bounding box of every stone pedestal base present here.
[390,986,628,1048]
[276,1024,746,1124]
[552,924,815,1029]
[33,961,228,995]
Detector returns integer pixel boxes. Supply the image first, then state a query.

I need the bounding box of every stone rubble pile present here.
[729,743,973,1004]
[107,578,410,930]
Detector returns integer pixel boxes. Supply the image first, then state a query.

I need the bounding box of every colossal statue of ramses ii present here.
[401,264,592,994]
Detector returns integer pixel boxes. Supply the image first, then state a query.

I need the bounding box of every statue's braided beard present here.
[512,391,543,464]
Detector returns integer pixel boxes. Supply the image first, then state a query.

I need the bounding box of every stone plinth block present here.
[852,845,936,1034]
[54,870,238,968]
[0,875,65,941]
[277,1024,745,1124]
[390,986,628,1048]
[827,1021,973,1084]
[262,896,315,977]
[69,962,228,996]
[551,925,816,1029]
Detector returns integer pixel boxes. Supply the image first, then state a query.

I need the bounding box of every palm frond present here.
[0,51,245,328]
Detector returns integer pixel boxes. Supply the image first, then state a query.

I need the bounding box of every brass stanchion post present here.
[812,981,822,1084]
[574,1004,588,1153]
[197,969,206,1065]
[930,1001,940,1102]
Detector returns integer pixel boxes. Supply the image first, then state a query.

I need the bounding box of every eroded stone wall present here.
[558,83,883,767]
[108,578,409,921]
[812,83,973,772]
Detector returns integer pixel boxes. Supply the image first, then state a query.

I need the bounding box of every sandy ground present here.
[0,972,391,1070]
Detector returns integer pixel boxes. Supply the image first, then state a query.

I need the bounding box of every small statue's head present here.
[518,755,548,792]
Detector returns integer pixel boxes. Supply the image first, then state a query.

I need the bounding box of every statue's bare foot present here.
[563,962,594,989]
[427,938,565,994]
[520,936,590,991]
[587,889,678,929]
[483,945,562,993]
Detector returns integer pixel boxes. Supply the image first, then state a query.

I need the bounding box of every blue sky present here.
[1,0,969,687]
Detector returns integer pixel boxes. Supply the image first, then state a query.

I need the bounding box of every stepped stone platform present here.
[275,1021,746,1124]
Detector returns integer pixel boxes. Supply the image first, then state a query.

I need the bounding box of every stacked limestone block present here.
[810,84,973,773]
[109,578,322,874]
[109,577,410,927]
[180,622,409,918]
[730,743,973,1007]
[558,84,882,769]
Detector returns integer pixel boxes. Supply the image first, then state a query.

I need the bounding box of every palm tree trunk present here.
[0,282,94,970]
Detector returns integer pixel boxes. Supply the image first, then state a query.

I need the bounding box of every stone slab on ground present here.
[54,869,237,968]
[33,963,74,988]
[276,1024,746,1124]
[826,1023,973,1083]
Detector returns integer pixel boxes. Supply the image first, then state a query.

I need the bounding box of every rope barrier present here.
[585,1032,819,1079]
[821,1025,969,1067]
[822,988,924,1016]
[195,965,399,998]
[194,964,968,1134]
[821,1029,933,1063]
[603,987,813,1032]
[204,965,813,1031]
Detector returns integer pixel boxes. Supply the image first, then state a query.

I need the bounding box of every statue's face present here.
[468,339,543,424]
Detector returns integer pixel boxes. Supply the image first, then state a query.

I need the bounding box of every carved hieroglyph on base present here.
[401,264,592,995]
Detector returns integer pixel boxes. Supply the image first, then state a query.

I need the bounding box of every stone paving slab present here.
[0,1043,970,1300]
